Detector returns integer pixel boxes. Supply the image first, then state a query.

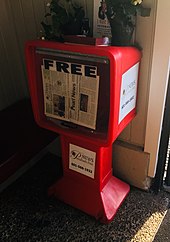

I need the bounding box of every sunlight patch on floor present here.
[130,205,168,242]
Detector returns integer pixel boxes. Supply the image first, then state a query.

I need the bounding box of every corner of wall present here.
[112,140,152,190]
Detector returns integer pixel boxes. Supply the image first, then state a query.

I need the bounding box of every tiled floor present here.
[0,153,169,242]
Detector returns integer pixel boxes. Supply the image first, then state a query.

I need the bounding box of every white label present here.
[119,63,139,123]
[69,144,96,179]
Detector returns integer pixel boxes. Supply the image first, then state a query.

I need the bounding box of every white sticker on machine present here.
[69,144,96,179]
[119,62,140,124]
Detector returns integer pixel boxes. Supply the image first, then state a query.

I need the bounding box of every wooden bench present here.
[0,98,57,185]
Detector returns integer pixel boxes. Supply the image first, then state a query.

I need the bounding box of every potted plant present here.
[41,0,85,41]
[101,0,151,46]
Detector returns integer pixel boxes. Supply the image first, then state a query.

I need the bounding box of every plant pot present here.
[109,19,134,46]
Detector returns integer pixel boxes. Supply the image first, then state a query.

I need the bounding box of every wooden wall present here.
[0,0,92,111]
[0,0,47,110]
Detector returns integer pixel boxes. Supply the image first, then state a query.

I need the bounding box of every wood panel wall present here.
[0,0,91,111]
[0,0,47,110]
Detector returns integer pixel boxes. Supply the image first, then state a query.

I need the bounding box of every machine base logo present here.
[69,144,96,178]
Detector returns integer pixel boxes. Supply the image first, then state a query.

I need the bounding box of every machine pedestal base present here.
[48,175,130,223]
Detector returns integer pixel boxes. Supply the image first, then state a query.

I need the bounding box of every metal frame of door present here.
[152,74,170,192]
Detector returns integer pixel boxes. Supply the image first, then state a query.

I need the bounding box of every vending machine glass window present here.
[35,47,110,141]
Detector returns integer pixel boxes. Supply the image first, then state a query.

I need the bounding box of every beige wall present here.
[0,0,47,110]
[145,0,170,177]
[0,0,92,110]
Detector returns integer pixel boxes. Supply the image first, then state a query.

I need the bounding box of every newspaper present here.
[41,59,99,130]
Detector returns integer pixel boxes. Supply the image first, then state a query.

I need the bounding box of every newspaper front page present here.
[41,59,99,130]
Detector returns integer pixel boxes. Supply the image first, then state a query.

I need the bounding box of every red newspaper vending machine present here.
[25,40,141,223]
